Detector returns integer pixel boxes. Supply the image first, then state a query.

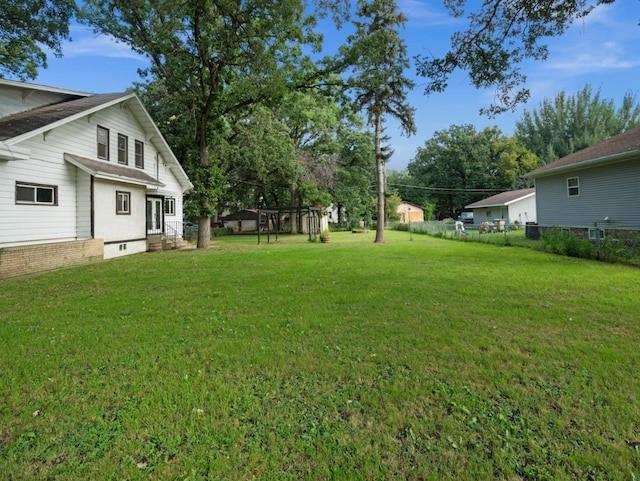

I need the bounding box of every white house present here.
[0,79,192,279]
[465,188,536,227]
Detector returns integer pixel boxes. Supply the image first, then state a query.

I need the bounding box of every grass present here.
[1,230,640,480]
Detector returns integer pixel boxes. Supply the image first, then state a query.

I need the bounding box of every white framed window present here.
[135,140,144,169]
[567,177,579,197]
[116,191,131,215]
[118,134,128,165]
[97,126,109,159]
[164,197,175,216]
[588,228,605,240]
[15,182,57,205]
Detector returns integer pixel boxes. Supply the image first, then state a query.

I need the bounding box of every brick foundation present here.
[0,239,104,281]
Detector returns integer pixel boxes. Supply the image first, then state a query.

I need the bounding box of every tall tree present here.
[277,87,345,233]
[81,0,340,248]
[342,0,416,243]
[220,105,299,210]
[0,0,77,80]
[515,84,640,165]
[416,0,616,116]
[332,130,376,227]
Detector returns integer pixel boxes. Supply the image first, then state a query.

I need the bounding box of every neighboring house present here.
[0,79,192,280]
[397,201,424,223]
[526,125,640,234]
[465,188,536,227]
[222,209,270,233]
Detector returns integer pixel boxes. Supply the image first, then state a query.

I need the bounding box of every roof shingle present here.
[528,125,640,177]
[466,188,535,208]
[0,93,128,141]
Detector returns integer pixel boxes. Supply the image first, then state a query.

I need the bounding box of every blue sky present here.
[33,1,640,171]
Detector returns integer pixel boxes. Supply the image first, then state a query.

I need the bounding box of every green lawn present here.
[1,230,639,480]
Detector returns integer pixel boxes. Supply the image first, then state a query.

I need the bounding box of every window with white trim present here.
[97,126,109,159]
[118,134,128,165]
[15,182,57,205]
[588,228,605,241]
[135,140,144,169]
[164,197,175,216]
[567,177,579,197]
[116,191,131,214]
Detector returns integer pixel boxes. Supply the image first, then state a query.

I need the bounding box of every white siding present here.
[76,171,92,238]
[0,146,78,245]
[1,92,189,254]
[508,197,536,224]
[93,180,146,242]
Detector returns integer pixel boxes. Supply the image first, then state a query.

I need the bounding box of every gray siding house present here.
[527,125,640,232]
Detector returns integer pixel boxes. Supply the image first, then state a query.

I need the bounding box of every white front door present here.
[146,197,163,233]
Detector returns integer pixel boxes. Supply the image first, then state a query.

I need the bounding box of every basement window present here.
[15,182,57,205]
[588,228,605,241]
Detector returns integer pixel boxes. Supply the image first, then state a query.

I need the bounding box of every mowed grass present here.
[1,230,640,480]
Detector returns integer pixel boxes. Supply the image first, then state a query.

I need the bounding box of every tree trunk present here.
[197,121,211,249]
[290,186,298,234]
[375,113,385,243]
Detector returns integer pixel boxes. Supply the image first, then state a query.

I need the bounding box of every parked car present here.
[460,212,474,224]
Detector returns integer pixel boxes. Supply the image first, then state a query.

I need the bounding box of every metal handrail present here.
[164,221,181,243]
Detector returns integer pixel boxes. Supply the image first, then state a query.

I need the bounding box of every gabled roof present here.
[398,201,423,211]
[0,81,192,193]
[466,188,535,209]
[527,125,640,178]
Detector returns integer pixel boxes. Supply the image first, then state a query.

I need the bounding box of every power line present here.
[387,182,503,194]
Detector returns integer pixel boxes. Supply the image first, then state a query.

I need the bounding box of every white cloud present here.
[63,26,146,61]
[547,53,640,76]
[398,0,460,26]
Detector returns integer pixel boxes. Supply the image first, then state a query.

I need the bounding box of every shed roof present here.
[527,125,640,178]
[65,153,164,188]
[466,188,535,208]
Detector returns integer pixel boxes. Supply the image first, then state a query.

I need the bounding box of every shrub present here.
[541,230,596,259]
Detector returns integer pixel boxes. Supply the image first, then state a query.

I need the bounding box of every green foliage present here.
[386,192,402,222]
[540,229,597,259]
[332,130,376,225]
[81,0,345,246]
[416,1,611,116]
[515,84,640,164]
[0,0,77,80]
[221,105,299,209]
